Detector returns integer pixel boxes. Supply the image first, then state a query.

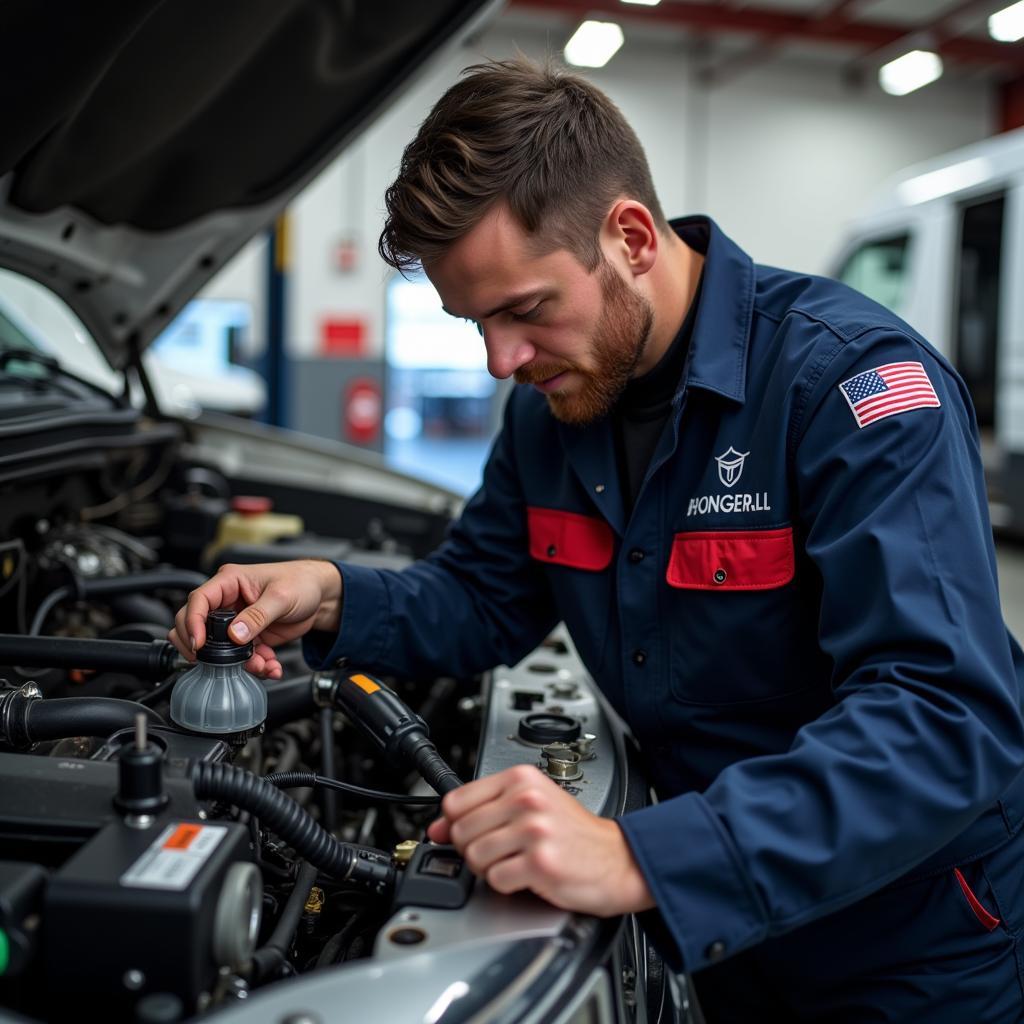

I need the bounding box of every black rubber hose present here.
[319,708,338,831]
[23,697,164,744]
[29,571,207,635]
[79,570,208,596]
[264,679,317,729]
[250,861,318,982]
[191,762,395,893]
[106,595,174,629]
[0,635,180,680]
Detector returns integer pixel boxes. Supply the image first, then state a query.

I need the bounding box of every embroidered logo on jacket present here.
[687,447,771,517]
[687,492,771,516]
[715,446,749,487]
[838,361,940,428]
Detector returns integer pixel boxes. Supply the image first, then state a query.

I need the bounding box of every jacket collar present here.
[551,216,756,534]
[670,216,754,405]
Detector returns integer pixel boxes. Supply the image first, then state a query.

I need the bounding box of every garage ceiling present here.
[505,0,1024,85]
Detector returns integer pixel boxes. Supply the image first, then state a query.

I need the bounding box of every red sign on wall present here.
[345,377,382,445]
[321,318,366,356]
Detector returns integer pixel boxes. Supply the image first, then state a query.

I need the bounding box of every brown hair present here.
[378,56,667,274]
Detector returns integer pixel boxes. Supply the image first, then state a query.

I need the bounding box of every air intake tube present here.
[0,687,165,750]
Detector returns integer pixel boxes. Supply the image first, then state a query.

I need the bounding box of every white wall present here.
[200,15,995,358]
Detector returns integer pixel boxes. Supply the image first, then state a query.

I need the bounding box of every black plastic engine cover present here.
[44,817,251,1016]
[0,753,205,864]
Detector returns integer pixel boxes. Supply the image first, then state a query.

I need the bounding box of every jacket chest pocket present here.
[666,527,795,590]
[527,507,614,570]
[665,527,814,707]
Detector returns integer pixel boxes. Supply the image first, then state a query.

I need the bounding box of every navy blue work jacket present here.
[308,217,1024,973]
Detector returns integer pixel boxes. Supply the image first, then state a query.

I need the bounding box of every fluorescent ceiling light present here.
[896,157,992,205]
[990,1,1024,42]
[564,20,625,68]
[621,0,661,5]
[878,50,943,96]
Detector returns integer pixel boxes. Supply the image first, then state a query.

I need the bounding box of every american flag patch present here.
[838,361,940,429]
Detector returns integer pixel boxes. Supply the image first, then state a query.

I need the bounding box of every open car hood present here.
[0,0,497,370]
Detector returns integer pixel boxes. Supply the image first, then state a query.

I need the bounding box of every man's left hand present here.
[427,764,656,916]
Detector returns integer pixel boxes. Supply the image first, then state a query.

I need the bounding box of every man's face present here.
[426,205,654,425]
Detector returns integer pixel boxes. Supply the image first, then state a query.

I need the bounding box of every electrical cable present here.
[264,770,441,806]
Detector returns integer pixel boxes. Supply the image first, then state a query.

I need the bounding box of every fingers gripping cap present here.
[200,610,255,665]
[170,611,267,737]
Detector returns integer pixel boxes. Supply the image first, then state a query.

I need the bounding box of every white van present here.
[830,125,1024,531]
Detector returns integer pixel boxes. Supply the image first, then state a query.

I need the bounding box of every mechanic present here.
[172,59,1024,1022]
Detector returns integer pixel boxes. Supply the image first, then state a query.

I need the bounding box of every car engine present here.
[0,352,673,1024]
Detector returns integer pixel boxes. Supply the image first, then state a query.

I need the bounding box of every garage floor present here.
[997,541,1024,640]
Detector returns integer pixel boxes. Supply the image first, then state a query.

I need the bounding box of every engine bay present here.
[0,351,647,1024]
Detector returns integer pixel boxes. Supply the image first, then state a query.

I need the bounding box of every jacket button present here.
[632,649,647,666]
[706,940,726,962]
[713,568,727,584]
[629,549,645,564]
[547,544,557,557]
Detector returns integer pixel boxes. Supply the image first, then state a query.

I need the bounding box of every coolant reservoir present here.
[170,610,267,740]
[206,495,303,562]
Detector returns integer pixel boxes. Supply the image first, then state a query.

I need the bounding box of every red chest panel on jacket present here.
[666,527,795,591]
[527,507,614,571]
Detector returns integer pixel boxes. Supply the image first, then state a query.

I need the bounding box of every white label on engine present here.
[120,822,227,890]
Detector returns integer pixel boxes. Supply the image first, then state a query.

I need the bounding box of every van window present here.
[837,234,910,314]
[954,194,1004,431]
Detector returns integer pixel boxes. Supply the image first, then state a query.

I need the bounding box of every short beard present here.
[517,260,654,427]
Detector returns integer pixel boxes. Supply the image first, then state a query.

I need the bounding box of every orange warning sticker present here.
[122,822,228,890]
[348,673,380,694]
[164,824,202,850]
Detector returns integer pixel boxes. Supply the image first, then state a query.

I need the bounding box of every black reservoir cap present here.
[197,610,254,665]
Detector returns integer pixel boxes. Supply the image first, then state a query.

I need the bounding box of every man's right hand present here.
[168,559,343,679]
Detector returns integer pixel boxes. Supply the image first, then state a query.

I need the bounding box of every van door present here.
[836,233,912,317]
[953,193,1005,433]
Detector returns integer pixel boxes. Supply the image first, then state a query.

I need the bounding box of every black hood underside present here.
[0,0,495,369]
[2,0,490,231]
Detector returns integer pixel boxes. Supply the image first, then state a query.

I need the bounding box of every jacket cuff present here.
[301,561,391,670]
[617,792,768,972]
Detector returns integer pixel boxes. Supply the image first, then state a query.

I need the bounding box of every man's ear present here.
[600,200,658,278]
